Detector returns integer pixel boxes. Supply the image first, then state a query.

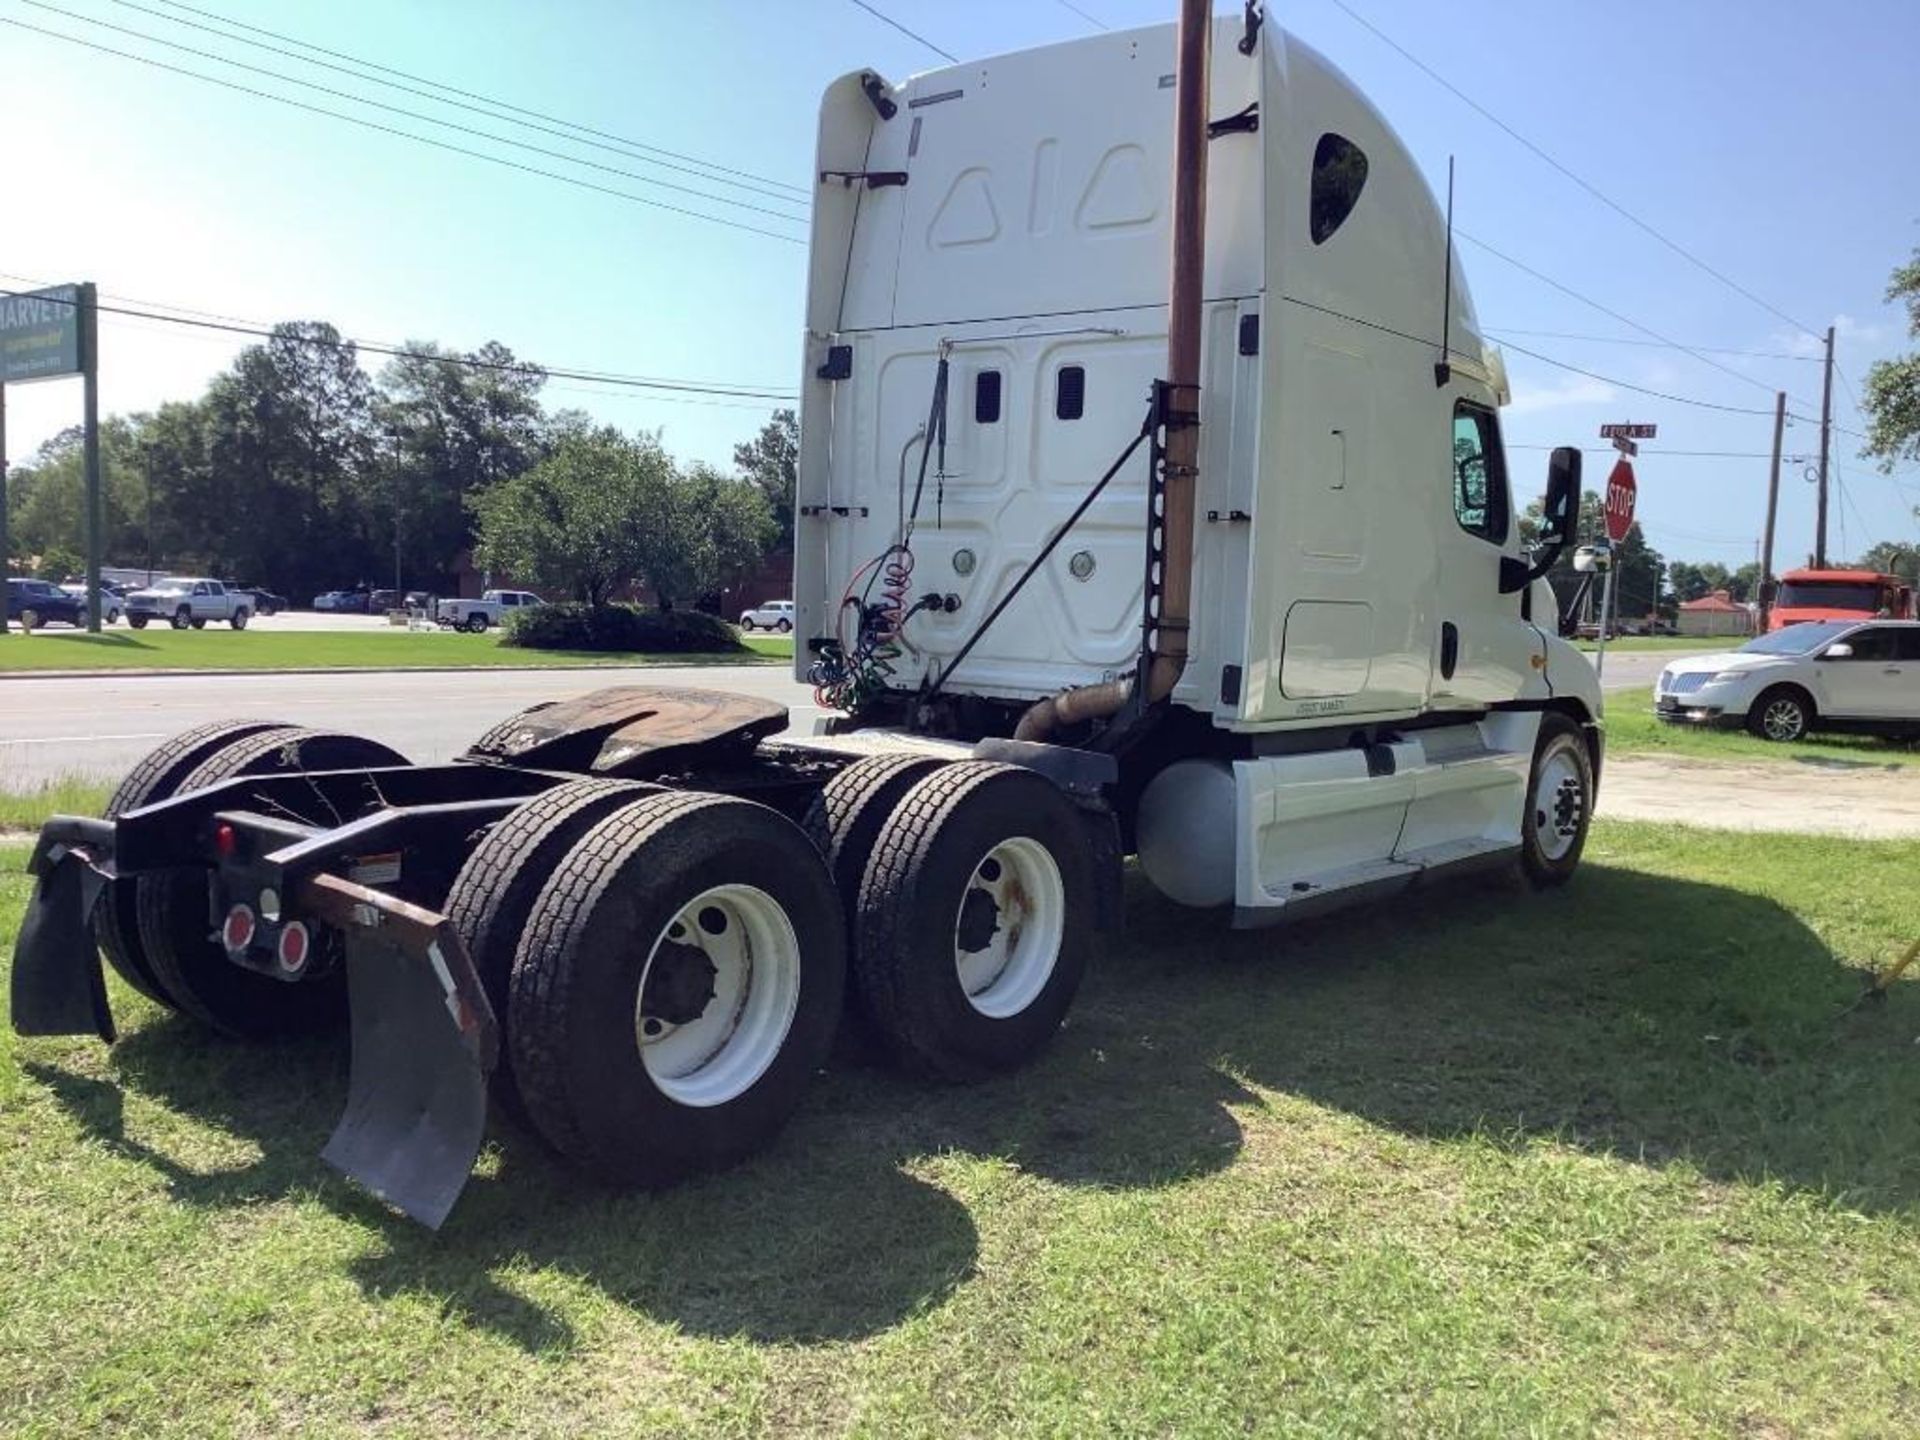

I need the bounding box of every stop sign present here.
[1603,459,1637,543]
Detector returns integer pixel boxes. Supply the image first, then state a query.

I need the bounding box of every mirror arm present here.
[1500,532,1569,595]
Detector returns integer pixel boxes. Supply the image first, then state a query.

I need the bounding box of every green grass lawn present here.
[0,778,111,833]
[1571,635,1725,653]
[3,821,1918,1436]
[1607,686,1920,768]
[0,629,791,673]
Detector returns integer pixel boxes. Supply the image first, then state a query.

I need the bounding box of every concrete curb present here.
[0,659,787,681]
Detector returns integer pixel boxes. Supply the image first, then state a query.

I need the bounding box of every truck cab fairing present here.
[796,19,1582,733]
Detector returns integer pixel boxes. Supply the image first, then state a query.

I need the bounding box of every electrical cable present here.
[1054,0,1109,31]
[1483,329,1821,362]
[1322,0,1823,344]
[846,0,958,63]
[141,0,809,198]
[0,285,800,399]
[0,16,807,246]
[22,2,809,224]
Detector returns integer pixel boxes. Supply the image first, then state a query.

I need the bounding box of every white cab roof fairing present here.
[1260,30,1489,391]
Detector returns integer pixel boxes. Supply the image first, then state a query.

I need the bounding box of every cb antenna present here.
[1435,154,1454,388]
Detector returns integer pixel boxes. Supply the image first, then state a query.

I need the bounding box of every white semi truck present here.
[12,5,1598,1228]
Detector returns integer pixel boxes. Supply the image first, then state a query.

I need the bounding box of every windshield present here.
[1775,580,1881,612]
[1740,621,1853,655]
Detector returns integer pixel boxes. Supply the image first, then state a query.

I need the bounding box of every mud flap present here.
[302,875,499,1230]
[11,836,115,1043]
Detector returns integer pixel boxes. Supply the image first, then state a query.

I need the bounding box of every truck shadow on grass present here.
[29,859,1917,1351]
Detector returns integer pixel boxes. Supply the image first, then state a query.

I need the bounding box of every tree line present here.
[3,320,800,607]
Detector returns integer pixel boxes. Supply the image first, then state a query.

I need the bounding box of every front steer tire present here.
[854,761,1094,1083]
[509,791,845,1188]
[134,727,409,1037]
[1747,685,1813,743]
[1519,712,1595,889]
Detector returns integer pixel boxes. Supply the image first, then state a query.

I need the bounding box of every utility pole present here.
[1759,391,1785,632]
[144,448,155,584]
[1814,323,1834,568]
[1,381,9,635]
[80,282,103,633]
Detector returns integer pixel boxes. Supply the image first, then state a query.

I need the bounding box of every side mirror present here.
[1500,446,1583,594]
[1821,642,1854,660]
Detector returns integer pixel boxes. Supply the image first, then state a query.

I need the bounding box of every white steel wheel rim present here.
[1532,747,1586,862]
[635,883,801,1108]
[953,836,1065,1019]
[1762,698,1803,741]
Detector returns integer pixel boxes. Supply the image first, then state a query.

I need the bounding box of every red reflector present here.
[222,904,256,952]
[277,921,311,975]
[214,822,237,857]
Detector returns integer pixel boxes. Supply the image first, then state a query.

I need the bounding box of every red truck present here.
[1769,568,1916,631]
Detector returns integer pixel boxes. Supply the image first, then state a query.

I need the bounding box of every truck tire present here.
[465,613,490,633]
[464,700,559,759]
[854,762,1093,1082]
[171,606,191,630]
[1519,713,1594,888]
[94,719,292,1009]
[230,608,249,630]
[802,753,946,1056]
[134,728,409,1037]
[129,614,148,629]
[190,618,207,630]
[444,777,659,1116]
[509,791,845,1187]
[776,618,792,633]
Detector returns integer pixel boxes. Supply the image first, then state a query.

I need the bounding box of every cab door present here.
[1428,400,1537,709]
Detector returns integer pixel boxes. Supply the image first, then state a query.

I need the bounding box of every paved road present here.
[0,647,1701,790]
[0,665,821,788]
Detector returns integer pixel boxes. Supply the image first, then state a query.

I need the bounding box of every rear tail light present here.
[276,921,311,976]
[222,904,256,952]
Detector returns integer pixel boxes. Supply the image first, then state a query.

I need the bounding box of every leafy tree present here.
[732,408,797,551]
[471,424,671,606]
[374,341,548,589]
[1854,539,1919,583]
[1728,561,1763,603]
[35,544,82,582]
[1863,248,1920,469]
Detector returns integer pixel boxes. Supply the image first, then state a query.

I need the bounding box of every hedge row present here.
[501,602,746,653]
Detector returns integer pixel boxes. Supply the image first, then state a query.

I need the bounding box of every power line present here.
[0,286,799,400]
[0,16,806,247]
[1054,0,1110,30]
[24,2,808,224]
[1484,328,1820,363]
[1493,338,1783,418]
[1509,445,1776,459]
[846,0,958,63]
[1459,230,1819,409]
[1321,0,1823,344]
[141,0,808,199]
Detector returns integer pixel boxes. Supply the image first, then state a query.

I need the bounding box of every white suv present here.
[738,599,795,633]
[1654,619,1920,742]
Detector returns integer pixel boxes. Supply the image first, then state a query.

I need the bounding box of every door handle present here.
[1440,621,1459,680]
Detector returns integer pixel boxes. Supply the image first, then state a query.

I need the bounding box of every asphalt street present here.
[0,651,1697,789]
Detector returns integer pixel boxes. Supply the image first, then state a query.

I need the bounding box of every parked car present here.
[58,581,124,624]
[312,589,371,613]
[436,589,543,633]
[6,577,86,628]
[125,577,252,630]
[233,586,286,617]
[1653,619,1920,741]
[737,599,796,632]
[369,589,401,612]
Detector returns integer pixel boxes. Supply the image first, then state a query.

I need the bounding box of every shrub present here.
[501,601,747,654]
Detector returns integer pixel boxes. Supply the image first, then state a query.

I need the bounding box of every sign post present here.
[1592,453,1640,682]
[0,282,100,633]
[1,381,9,635]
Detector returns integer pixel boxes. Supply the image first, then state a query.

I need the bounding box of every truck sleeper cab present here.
[796,16,1602,924]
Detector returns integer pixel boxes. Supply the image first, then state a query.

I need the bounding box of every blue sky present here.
[3,0,1916,570]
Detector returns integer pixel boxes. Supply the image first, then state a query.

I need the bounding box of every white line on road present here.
[0,732,169,746]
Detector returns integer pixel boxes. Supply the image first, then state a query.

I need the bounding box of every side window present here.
[974,369,1002,424]
[192,582,209,596]
[1310,133,1369,245]
[1841,628,1894,661]
[1450,403,1510,544]
[208,582,224,596]
[1056,365,1085,421]
[1894,629,1920,662]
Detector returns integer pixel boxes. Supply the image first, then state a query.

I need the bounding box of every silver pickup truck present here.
[125,577,251,630]
[435,589,543,633]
